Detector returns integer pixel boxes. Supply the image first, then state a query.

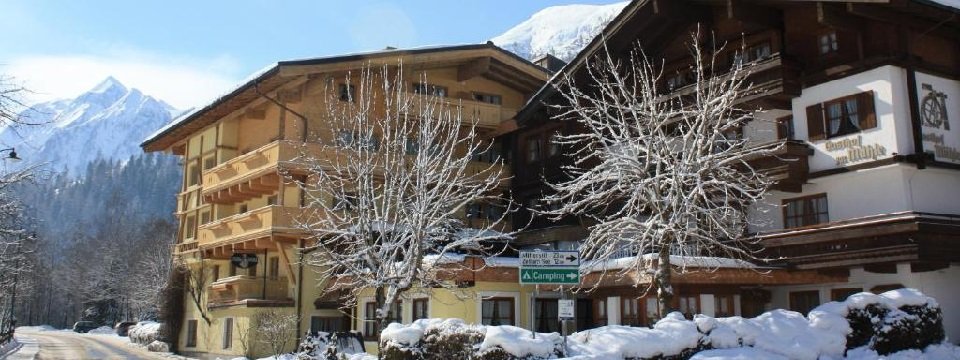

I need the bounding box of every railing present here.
[197,205,315,246]
[201,141,328,193]
[405,94,516,129]
[208,275,289,303]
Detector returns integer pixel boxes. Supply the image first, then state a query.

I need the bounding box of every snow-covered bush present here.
[128,321,163,345]
[295,331,365,360]
[420,319,485,359]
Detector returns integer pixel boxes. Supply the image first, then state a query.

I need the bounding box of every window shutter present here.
[859,91,877,130]
[806,103,826,141]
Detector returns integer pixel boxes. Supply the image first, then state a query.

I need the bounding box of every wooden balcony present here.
[663,53,800,110]
[404,94,517,129]
[201,141,330,204]
[208,275,291,306]
[746,140,814,193]
[202,140,512,204]
[197,205,313,251]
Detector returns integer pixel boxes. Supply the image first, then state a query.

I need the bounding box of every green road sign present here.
[519,267,580,284]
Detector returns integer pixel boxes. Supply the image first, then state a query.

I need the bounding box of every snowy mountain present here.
[491,1,629,62]
[0,77,180,176]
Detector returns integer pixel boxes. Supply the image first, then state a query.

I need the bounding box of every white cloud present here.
[6,51,244,110]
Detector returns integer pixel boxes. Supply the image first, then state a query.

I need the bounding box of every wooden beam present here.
[457,56,490,81]
[275,242,297,285]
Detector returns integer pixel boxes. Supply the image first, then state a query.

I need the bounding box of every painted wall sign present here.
[823,135,887,166]
[231,253,259,269]
[917,75,960,165]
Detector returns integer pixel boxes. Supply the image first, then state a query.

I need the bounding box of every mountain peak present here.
[89,76,128,95]
[491,1,629,62]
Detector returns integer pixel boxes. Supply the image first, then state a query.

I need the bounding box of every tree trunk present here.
[656,242,674,317]
[375,287,386,359]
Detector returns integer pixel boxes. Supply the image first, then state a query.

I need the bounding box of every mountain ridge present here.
[491,1,629,62]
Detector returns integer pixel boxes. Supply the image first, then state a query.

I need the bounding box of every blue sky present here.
[2,1,616,109]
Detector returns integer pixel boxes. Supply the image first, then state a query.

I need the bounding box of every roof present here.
[514,0,960,124]
[142,43,550,152]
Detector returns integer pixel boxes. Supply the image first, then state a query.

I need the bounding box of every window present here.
[715,295,734,317]
[594,299,607,326]
[789,291,821,315]
[807,93,877,141]
[473,93,502,105]
[187,163,200,186]
[184,215,196,239]
[667,70,692,91]
[212,265,220,282]
[248,262,257,277]
[405,138,419,155]
[547,134,561,157]
[818,31,838,55]
[364,301,402,338]
[777,116,794,140]
[310,316,344,333]
[203,155,217,170]
[831,288,862,302]
[413,82,447,97]
[466,202,505,221]
[526,138,541,163]
[678,295,699,319]
[238,204,248,214]
[339,84,355,102]
[186,320,198,347]
[222,318,233,349]
[412,299,429,321]
[336,130,354,147]
[481,297,514,326]
[535,299,560,333]
[269,257,280,280]
[200,211,211,225]
[644,297,660,325]
[747,42,772,62]
[267,195,278,206]
[620,297,640,326]
[229,262,237,277]
[783,194,829,228]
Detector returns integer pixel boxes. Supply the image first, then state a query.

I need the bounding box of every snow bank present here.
[128,321,163,345]
[689,347,789,360]
[568,312,701,359]
[479,325,562,359]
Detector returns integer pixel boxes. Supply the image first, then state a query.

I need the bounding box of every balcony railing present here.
[208,275,290,304]
[197,205,314,247]
[404,94,516,129]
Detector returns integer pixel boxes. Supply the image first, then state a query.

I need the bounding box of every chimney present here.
[533,54,566,73]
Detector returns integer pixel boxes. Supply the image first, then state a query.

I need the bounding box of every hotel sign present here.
[824,136,887,166]
[919,79,960,164]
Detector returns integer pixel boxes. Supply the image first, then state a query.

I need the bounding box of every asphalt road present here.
[7,327,175,360]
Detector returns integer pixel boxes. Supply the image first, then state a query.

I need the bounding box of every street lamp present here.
[0,148,21,162]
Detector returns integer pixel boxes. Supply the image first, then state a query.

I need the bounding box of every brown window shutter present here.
[859,91,877,130]
[806,103,825,141]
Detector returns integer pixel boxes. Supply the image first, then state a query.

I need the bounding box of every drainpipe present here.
[295,238,305,346]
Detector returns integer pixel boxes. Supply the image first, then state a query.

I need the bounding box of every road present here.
[7,327,176,360]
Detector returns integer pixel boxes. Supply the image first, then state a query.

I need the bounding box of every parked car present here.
[72,321,98,333]
[114,321,138,336]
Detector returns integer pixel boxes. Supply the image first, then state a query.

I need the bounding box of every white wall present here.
[767,263,960,341]
[792,65,915,172]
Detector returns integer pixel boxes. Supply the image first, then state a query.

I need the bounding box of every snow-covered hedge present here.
[294,331,366,359]
[128,321,163,346]
[373,289,953,360]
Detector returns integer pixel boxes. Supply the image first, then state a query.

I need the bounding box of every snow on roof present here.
[581,253,757,273]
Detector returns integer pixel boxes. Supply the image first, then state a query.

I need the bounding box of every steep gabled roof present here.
[142,43,549,152]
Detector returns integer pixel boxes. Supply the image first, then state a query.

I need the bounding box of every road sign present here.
[558,299,575,319]
[520,251,580,267]
[519,268,580,284]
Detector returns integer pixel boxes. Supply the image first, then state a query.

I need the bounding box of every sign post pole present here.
[519,250,581,341]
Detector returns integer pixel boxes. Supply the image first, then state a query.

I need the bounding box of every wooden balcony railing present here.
[197,205,314,247]
[208,275,290,304]
[404,94,516,129]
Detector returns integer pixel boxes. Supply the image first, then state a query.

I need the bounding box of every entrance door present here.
[534,299,559,333]
[575,299,594,331]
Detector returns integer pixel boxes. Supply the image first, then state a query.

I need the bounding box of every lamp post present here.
[0,148,21,162]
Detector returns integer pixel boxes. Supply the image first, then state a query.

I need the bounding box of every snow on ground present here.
[15,325,60,332]
[0,337,21,358]
[690,347,789,360]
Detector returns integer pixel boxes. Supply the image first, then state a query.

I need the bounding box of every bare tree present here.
[128,235,175,319]
[545,33,779,315]
[252,309,299,357]
[174,257,211,325]
[294,64,514,337]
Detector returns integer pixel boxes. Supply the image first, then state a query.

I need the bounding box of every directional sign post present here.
[519,250,581,285]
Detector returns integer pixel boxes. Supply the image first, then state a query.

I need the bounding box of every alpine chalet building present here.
[510,0,960,338]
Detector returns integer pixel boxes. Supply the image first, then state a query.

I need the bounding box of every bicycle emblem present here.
[921,83,950,130]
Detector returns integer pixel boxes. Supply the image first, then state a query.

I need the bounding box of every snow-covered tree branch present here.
[545,31,780,315]
[292,64,515,338]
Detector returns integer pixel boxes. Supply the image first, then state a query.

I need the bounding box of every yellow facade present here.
[142,44,549,359]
